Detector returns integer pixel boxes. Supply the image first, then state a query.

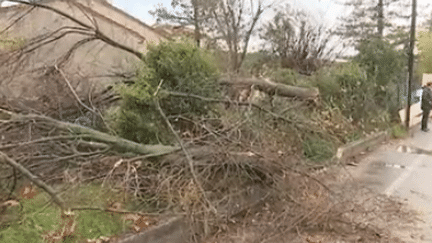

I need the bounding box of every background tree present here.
[354,38,406,86]
[151,0,272,73]
[424,10,432,31]
[149,0,211,46]
[353,38,406,114]
[207,0,273,73]
[260,5,338,75]
[418,30,432,74]
[334,0,412,46]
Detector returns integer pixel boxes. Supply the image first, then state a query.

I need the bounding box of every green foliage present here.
[354,38,406,86]
[0,194,60,243]
[143,39,219,114]
[418,31,432,74]
[312,63,375,121]
[313,40,405,125]
[110,39,220,144]
[353,38,405,116]
[310,62,396,134]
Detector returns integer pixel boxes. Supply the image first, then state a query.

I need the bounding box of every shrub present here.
[312,64,374,121]
[310,63,394,132]
[110,39,220,144]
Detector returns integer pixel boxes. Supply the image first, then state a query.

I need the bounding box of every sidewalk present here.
[406,123,432,150]
[343,123,432,242]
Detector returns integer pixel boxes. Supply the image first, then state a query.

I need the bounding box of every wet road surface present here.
[358,127,432,241]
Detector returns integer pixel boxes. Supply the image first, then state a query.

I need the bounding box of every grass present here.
[0,193,60,242]
[0,183,132,242]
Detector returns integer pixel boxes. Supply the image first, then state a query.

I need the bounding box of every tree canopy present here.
[150,0,273,73]
[260,5,337,75]
[418,31,432,74]
[334,0,411,45]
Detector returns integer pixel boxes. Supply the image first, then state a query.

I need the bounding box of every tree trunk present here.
[220,77,319,100]
[192,0,201,47]
[377,0,384,37]
[0,109,180,155]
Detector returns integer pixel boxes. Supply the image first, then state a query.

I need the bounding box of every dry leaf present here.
[1,200,20,207]
[20,183,37,199]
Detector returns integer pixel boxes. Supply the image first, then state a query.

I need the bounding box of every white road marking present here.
[384,155,425,196]
[384,163,409,169]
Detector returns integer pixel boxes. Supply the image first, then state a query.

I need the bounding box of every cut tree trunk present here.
[0,109,180,156]
[220,77,319,100]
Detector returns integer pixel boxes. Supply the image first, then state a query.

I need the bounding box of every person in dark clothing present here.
[421,82,432,132]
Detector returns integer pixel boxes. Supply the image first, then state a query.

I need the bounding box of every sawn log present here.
[220,77,319,100]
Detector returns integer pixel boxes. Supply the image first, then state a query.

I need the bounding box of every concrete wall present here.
[0,0,163,111]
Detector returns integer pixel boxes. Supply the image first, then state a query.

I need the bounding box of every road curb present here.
[116,217,191,243]
[336,131,389,162]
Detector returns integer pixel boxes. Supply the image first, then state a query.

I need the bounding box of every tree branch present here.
[5,0,144,60]
[154,98,217,214]
[0,108,180,156]
[0,152,66,210]
[161,90,295,124]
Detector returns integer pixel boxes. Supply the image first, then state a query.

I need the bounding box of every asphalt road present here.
[359,126,432,240]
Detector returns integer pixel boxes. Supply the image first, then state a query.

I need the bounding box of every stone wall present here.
[0,0,163,115]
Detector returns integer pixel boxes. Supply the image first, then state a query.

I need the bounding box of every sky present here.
[110,0,345,26]
[109,0,431,53]
[110,0,432,27]
[109,0,346,52]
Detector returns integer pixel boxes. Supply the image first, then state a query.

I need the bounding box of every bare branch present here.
[0,151,66,210]
[154,97,217,214]
[54,65,97,115]
[5,0,144,59]
[6,0,94,29]
[0,5,35,35]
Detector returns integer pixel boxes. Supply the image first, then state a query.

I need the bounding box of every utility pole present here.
[405,0,417,129]
[377,0,384,37]
[192,0,201,47]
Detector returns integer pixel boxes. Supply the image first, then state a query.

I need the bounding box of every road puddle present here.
[396,145,432,155]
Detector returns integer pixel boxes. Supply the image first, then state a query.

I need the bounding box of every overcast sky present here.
[111,0,344,26]
[108,0,431,53]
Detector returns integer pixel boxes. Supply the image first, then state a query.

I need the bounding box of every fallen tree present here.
[0,108,179,156]
[220,76,320,100]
